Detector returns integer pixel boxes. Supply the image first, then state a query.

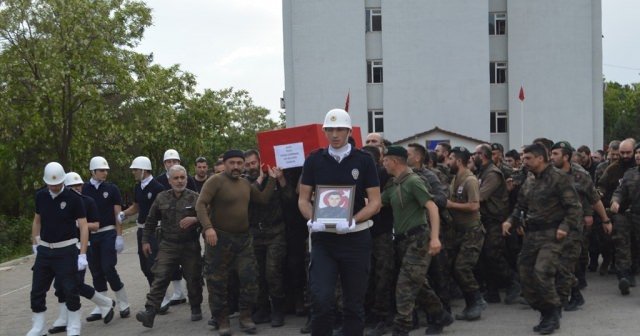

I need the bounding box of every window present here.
[490,62,507,84]
[490,111,508,133]
[368,110,384,133]
[489,12,506,35]
[367,60,383,83]
[366,8,382,32]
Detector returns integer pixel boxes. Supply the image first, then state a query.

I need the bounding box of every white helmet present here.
[130,156,152,170]
[163,149,181,162]
[64,172,84,187]
[322,108,352,129]
[43,162,66,185]
[89,156,110,170]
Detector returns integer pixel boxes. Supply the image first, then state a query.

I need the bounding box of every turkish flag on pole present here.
[518,86,525,101]
[344,90,350,112]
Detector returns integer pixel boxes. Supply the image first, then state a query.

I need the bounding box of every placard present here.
[274,142,305,169]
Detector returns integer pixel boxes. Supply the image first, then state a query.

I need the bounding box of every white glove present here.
[307,220,326,233]
[336,219,356,234]
[32,244,38,256]
[77,254,88,271]
[115,236,124,254]
[117,211,126,223]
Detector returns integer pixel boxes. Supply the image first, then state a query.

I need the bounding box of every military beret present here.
[384,146,408,159]
[223,149,245,162]
[451,146,471,161]
[551,141,574,152]
[490,143,504,152]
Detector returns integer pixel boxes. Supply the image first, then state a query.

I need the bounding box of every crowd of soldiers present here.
[26,107,639,336]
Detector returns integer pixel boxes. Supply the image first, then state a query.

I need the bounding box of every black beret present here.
[384,146,408,159]
[551,141,574,152]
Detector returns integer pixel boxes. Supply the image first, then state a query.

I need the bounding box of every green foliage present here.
[604,82,640,144]
[0,215,32,263]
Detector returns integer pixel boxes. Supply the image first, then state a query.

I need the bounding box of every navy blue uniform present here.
[31,188,86,313]
[301,148,380,336]
[135,178,165,285]
[82,181,124,292]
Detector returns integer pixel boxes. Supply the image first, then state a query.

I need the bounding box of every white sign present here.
[274,142,305,169]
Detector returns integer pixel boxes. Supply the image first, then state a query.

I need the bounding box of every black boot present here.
[300,314,312,334]
[455,292,484,321]
[564,287,585,311]
[135,306,156,328]
[424,309,454,335]
[270,297,285,327]
[190,305,202,321]
[618,270,631,295]
[483,288,501,303]
[537,308,560,334]
[252,305,271,324]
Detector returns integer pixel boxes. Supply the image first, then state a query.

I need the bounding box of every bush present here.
[0,215,32,263]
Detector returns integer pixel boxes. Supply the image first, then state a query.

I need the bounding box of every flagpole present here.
[520,99,524,148]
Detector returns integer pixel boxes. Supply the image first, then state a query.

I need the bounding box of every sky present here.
[136,0,640,117]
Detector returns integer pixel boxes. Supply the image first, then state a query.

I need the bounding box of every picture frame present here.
[312,185,356,227]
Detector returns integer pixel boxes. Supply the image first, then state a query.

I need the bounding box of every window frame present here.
[490,111,508,134]
[490,61,508,84]
[366,8,382,32]
[367,60,383,84]
[489,12,507,35]
[367,110,384,133]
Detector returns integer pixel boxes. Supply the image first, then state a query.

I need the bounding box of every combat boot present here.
[190,305,202,321]
[366,320,388,336]
[618,276,631,295]
[564,287,585,311]
[239,309,257,334]
[217,314,231,336]
[300,314,312,334]
[252,305,271,324]
[270,297,285,327]
[537,308,560,335]
[135,306,156,328]
[424,309,454,335]
[454,293,472,320]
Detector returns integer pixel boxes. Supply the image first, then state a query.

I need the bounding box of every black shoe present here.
[271,310,285,328]
[191,306,202,321]
[619,278,631,295]
[135,307,157,328]
[252,307,271,324]
[86,313,101,322]
[366,321,388,336]
[120,307,130,318]
[169,298,187,306]
[103,301,115,324]
[48,326,66,334]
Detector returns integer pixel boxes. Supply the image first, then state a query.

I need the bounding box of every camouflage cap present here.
[384,145,408,159]
[551,141,574,152]
[451,146,471,161]
[490,143,504,152]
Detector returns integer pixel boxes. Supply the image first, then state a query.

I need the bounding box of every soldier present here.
[610,141,640,295]
[575,145,598,180]
[549,141,611,312]
[473,144,519,304]
[445,146,486,321]
[598,138,637,293]
[504,149,521,170]
[135,165,204,328]
[193,156,210,193]
[502,143,582,335]
[434,142,452,183]
[82,156,130,321]
[244,149,293,327]
[27,163,89,336]
[196,149,279,335]
[490,143,514,179]
[380,146,452,336]
[118,156,164,287]
[298,109,381,336]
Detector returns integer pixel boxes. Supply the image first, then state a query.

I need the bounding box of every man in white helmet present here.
[82,156,130,321]
[156,149,198,191]
[27,163,89,336]
[47,172,116,334]
[118,157,165,287]
[298,108,382,335]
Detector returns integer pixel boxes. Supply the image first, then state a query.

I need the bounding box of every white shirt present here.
[141,175,153,190]
[328,143,352,163]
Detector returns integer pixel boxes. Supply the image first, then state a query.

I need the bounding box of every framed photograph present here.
[312,185,355,227]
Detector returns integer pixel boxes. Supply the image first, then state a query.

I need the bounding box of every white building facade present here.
[282,0,603,151]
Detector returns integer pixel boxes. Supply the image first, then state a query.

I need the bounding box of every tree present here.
[603,82,640,143]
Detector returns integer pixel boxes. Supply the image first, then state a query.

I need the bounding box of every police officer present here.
[82,156,130,321]
[27,163,89,336]
[381,146,452,336]
[298,108,381,336]
[445,146,486,321]
[244,149,293,327]
[48,172,115,334]
[502,143,582,335]
[118,156,165,286]
[196,150,279,335]
[135,165,204,328]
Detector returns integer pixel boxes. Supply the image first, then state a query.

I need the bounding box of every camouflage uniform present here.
[506,167,528,271]
[510,164,582,312]
[592,160,616,273]
[435,163,452,185]
[611,165,640,283]
[142,189,203,311]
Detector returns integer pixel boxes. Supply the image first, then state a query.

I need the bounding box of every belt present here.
[93,225,115,233]
[322,220,373,234]
[394,225,427,241]
[39,238,78,249]
[525,220,560,232]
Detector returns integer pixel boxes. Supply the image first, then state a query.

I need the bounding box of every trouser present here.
[367,232,395,319]
[480,221,512,289]
[204,231,258,317]
[450,225,484,293]
[556,230,582,302]
[31,245,80,312]
[88,230,123,292]
[519,229,564,311]
[253,230,287,308]
[137,228,158,286]
[54,268,96,301]
[309,230,371,336]
[146,240,203,309]
[613,213,640,277]
[393,232,443,333]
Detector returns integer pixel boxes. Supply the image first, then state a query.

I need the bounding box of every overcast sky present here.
[136,0,640,116]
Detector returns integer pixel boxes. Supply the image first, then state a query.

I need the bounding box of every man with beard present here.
[491,143,514,180]
[196,150,279,335]
[575,146,598,180]
[243,149,292,327]
[601,138,638,294]
[435,142,452,183]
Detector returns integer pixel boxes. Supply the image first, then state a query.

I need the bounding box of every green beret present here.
[384,146,408,159]
[551,141,574,152]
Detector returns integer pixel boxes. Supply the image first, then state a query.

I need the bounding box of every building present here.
[282,0,603,151]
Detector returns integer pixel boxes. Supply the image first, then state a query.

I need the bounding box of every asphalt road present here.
[1,228,638,335]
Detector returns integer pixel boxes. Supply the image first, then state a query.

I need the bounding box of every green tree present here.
[603,81,640,143]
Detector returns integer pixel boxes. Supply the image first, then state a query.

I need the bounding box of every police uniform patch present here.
[147,192,152,199]
[351,168,359,180]
[103,192,109,198]
[60,201,66,210]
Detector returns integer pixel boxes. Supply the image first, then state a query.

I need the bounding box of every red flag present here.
[518,86,525,101]
[344,90,350,112]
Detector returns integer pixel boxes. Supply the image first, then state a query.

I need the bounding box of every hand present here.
[428,237,442,256]
[502,221,512,236]
[517,227,525,236]
[336,219,356,234]
[179,216,197,229]
[306,220,326,233]
[267,165,278,179]
[32,244,38,256]
[583,216,593,228]
[556,229,567,241]
[204,228,218,246]
[115,235,124,254]
[603,222,613,235]
[117,211,126,223]
[142,243,152,257]
[506,178,514,192]
[610,201,620,214]
[77,254,88,271]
